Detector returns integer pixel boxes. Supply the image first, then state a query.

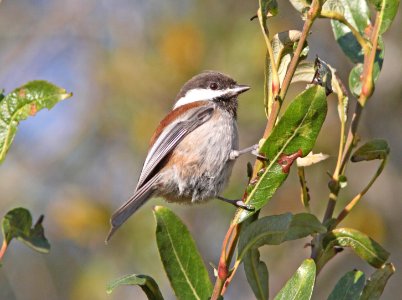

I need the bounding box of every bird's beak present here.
[231,84,250,96]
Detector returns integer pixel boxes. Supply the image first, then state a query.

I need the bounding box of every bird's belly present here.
[157,113,238,203]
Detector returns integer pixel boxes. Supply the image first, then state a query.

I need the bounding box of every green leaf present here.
[327,270,365,300]
[238,213,292,258]
[274,259,316,300]
[368,0,400,34]
[2,208,31,244]
[360,263,395,300]
[321,228,389,268]
[106,274,164,300]
[260,0,279,16]
[0,80,72,164]
[330,0,370,63]
[348,38,384,97]
[284,213,327,241]
[238,212,324,298]
[153,206,212,300]
[348,64,363,97]
[1,208,50,253]
[351,139,390,162]
[238,213,326,260]
[262,85,327,164]
[237,85,327,223]
[0,90,5,102]
[242,211,269,300]
[244,248,269,300]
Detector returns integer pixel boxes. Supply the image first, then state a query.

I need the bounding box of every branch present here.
[335,156,387,225]
[0,240,7,261]
[210,2,322,298]
[312,11,383,263]
[322,11,381,223]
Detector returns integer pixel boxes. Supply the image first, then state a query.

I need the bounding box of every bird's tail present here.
[105,175,160,242]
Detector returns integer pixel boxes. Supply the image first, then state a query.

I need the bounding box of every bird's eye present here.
[209,82,218,90]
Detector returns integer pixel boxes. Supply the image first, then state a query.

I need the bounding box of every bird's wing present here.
[135,103,215,190]
[106,104,215,242]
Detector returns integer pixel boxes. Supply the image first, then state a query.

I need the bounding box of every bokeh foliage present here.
[0,1,400,300]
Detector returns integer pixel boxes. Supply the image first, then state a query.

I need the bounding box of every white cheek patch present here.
[174,88,228,109]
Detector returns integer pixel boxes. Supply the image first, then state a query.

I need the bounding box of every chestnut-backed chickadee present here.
[106,71,257,241]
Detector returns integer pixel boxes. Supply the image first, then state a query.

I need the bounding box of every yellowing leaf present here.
[296,152,329,167]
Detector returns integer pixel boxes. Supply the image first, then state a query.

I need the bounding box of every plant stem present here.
[258,9,279,94]
[263,53,270,117]
[323,12,381,223]
[0,240,7,261]
[266,0,320,136]
[211,224,235,300]
[298,166,311,212]
[326,12,380,220]
[257,4,280,117]
[313,12,382,264]
[335,157,387,225]
[339,102,363,174]
[221,259,241,295]
[279,1,320,101]
[210,2,322,298]
[321,101,362,223]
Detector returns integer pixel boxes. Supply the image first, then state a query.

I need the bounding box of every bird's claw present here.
[235,200,255,211]
[252,149,269,161]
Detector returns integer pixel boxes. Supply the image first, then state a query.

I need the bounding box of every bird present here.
[106,71,257,242]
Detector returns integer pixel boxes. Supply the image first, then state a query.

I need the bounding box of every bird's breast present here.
[158,109,238,202]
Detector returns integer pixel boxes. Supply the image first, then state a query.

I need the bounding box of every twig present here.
[265,0,321,136]
[313,11,382,263]
[211,224,236,299]
[0,240,7,261]
[323,12,381,223]
[221,259,241,295]
[298,166,311,212]
[335,157,387,225]
[257,4,280,117]
[320,101,362,224]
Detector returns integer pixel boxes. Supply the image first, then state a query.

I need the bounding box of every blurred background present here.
[0,1,400,299]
